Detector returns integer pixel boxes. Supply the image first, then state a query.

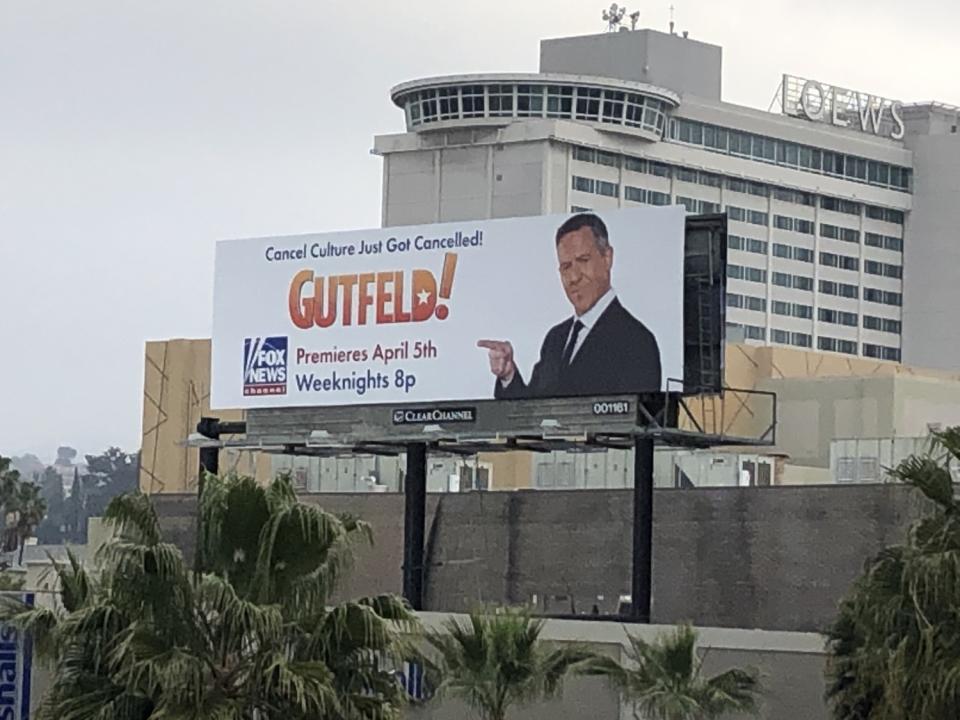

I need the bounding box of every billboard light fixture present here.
[307,430,337,447]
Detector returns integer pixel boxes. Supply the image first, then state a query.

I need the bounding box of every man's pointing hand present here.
[477,340,516,385]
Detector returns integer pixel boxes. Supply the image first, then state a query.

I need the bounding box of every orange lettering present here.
[376,272,394,324]
[288,270,314,329]
[394,271,410,323]
[339,274,358,326]
[357,272,375,325]
[313,276,337,328]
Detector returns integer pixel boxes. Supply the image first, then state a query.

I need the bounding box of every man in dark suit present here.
[477,213,661,399]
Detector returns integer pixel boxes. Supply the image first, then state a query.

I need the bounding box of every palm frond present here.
[102,493,161,545]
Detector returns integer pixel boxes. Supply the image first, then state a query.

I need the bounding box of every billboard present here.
[0,593,34,720]
[211,207,686,409]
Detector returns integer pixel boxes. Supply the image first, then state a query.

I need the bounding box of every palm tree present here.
[0,472,416,720]
[0,458,46,560]
[584,624,759,720]
[425,609,594,720]
[825,428,960,720]
[11,480,47,564]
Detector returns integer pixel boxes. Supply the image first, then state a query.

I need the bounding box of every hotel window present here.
[698,172,722,188]
[863,344,902,362]
[728,206,767,226]
[436,87,460,120]
[821,197,861,215]
[649,162,671,177]
[728,264,766,283]
[773,243,792,258]
[646,190,670,205]
[864,260,902,279]
[596,180,619,198]
[864,288,902,306]
[546,86,573,117]
[625,186,645,203]
[728,293,766,312]
[624,94,646,127]
[820,252,859,272]
[572,147,595,163]
[772,272,792,288]
[677,119,705,144]
[570,205,592,212]
[771,328,790,344]
[819,308,858,327]
[793,275,814,291]
[572,176,594,193]
[726,179,747,194]
[676,168,698,183]
[820,280,859,299]
[668,118,911,192]
[601,91,625,124]
[866,205,905,224]
[419,89,438,122]
[821,224,860,244]
[488,84,514,116]
[772,301,790,316]
[773,188,816,206]
[596,150,619,167]
[679,197,720,215]
[791,332,813,348]
[794,247,814,263]
[792,303,814,319]
[865,232,903,252]
[574,87,602,120]
[461,85,485,117]
[774,215,794,232]
[624,157,646,173]
[863,316,902,334]
[744,324,766,341]
[819,337,858,355]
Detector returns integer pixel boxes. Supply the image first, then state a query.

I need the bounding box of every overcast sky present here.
[1,0,957,462]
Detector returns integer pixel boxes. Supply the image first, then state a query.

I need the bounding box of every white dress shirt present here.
[564,287,616,362]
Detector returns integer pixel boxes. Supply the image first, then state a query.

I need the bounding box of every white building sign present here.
[782,74,905,140]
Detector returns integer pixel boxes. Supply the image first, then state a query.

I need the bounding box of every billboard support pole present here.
[631,437,655,622]
[403,442,428,610]
[195,418,245,579]
[196,417,221,579]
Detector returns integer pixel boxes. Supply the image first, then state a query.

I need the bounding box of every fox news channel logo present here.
[243,337,288,396]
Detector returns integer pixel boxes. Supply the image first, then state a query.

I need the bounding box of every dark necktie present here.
[560,320,584,367]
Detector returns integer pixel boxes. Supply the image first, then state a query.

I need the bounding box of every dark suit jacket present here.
[495,298,661,399]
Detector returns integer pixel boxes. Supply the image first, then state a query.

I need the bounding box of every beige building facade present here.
[140,337,960,493]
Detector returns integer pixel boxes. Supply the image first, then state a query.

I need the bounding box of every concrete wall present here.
[409,613,827,720]
[539,29,722,101]
[902,129,960,371]
[150,483,927,633]
[382,140,547,228]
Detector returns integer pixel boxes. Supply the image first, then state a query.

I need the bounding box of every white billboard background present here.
[211,206,686,409]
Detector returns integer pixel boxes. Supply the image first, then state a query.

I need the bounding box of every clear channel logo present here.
[243,337,288,396]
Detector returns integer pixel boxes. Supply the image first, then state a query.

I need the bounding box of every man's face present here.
[556,227,613,316]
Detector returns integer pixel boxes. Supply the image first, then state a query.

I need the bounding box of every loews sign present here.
[781,74,905,141]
